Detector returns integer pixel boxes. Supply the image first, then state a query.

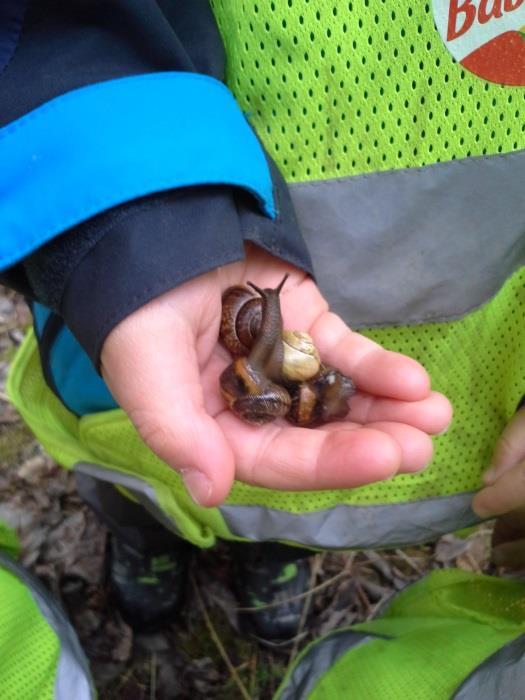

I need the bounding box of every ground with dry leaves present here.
[0,288,497,699]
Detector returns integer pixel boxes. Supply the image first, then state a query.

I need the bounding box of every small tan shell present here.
[281,330,321,382]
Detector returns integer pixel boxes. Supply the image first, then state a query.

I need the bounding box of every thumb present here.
[484,406,525,485]
[100,310,235,507]
[473,459,525,518]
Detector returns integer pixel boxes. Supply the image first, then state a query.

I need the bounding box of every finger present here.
[310,312,431,401]
[101,310,235,507]
[364,422,434,473]
[472,459,525,518]
[349,391,453,435]
[492,540,525,569]
[492,507,525,546]
[484,406,525,484]
[218,414,405,490]
[491,509,525,568]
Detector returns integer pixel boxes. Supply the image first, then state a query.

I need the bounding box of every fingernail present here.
[181,469,212,506]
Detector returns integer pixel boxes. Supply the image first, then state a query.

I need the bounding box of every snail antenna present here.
[247,280,264,298]
[247,274,289,299]
[276,273,289,294]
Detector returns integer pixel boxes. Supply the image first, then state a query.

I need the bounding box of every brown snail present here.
[219,285,263,357]
[219,276,292,424]
[287,366,355,427]
[219,275,355,426]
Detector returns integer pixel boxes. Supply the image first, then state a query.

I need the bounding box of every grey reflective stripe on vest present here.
[0,553,94,700]
[289,150,525,328]
[76,463,480,548]
[220,492,480,549]
[452,633,525,700]
[74,461,183,538]
[276,631,382,700]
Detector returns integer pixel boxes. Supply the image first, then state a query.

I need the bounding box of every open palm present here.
[100,245,452,506]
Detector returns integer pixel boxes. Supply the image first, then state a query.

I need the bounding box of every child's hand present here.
[473,406,525,568]
[100,244,452,507]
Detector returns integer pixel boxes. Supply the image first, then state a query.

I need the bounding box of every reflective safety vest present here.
[7,1,525,549]
[274,569,525,700]
[0,549,94,700]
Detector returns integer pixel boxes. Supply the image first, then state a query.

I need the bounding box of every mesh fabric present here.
[0,565,58,700]
[310,621,518,699]
[210,1,525,181]
[278,570,525,700]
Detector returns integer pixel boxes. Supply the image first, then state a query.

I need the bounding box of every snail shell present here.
[287,366,356,427]
[220,357,291,425]
[219,286,262,357]
[281,331,321,382]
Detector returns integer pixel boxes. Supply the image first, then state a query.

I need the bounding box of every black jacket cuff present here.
[44,163,312,368]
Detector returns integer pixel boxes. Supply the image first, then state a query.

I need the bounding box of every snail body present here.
[244,278,287,384]
[219,275,355,426]
[219,276,291,423]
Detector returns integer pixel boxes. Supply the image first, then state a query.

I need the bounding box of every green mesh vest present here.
[0,552,94,699]
[210,1,524,180]
[7,1,525,550]
[275,569,525,700]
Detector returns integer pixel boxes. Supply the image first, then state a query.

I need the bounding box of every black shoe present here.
[108,536,192,632]
[232,543,313,645]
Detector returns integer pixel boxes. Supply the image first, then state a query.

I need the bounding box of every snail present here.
[219,286,320,382]
[219,276,355,426]
[219,276,292,424]
[287,366,355,427]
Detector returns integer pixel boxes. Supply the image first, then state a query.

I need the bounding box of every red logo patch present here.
[433,0,525,85]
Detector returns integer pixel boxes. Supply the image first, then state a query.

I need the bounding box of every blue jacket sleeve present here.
[0,0,313,367]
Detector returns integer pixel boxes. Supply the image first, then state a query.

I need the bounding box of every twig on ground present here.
[394,548,426,575]
[287,553,324,667]
[354,577,372,615]
[149,652,157,700]
[191,574,251,700]
[364,551,394,583]
[366,593,392,621]
[464,550,482,573]
[249,652,258,699]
